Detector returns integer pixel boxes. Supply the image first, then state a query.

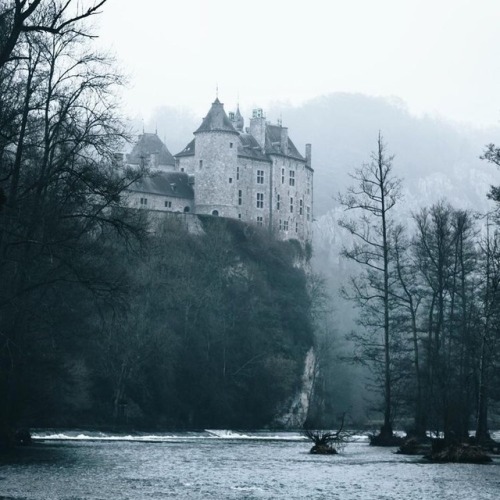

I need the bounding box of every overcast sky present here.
[96,0,500,127]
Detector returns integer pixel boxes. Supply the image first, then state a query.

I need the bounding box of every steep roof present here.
[127,133,175,166]
[194,98,239,135]
[234,105,244,131]
[128,171,194,199]
[237,133,270,162]
[174,138,195,158]
[265,124,305,161]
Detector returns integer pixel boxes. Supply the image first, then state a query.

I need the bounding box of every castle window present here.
[199,160,203,169]
[257,216,263,226]
[256,192,264,209]
[237,167,240,180]
[229,177,233,183]
[184,206,190,213]
[299,199,303,215]
[276,194,280,210]
[238,190,242,205]
[307,206,311,221]
[140,197,148,205]
[238,213,242,219]
[290,197,294,213]
[296,222,299,233]
[257,170,264,184]
[284,220,289,231]
[181,167,185,172]
[279,219,282,230]
[289,170,295,186]
[281,168,285,184]
[212,210,219,216]
[164,200,172,208]
[230,142,233,149]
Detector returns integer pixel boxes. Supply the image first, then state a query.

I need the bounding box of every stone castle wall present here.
[270,155,313,242]
[125,190,194,213]
[194,130,240,218]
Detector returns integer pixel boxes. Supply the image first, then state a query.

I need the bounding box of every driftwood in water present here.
[304,413,352,454]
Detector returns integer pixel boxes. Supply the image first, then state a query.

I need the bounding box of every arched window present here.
[212,210,219,216]
[183,206,190,213]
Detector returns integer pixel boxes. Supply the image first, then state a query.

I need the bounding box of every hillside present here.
[17,215,314,430]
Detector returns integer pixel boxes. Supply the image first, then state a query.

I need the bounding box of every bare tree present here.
[304,413,353,454]
[413,203,478,442]
[338,133,402,443]
[0,0,108,69]
[390,224,425,436]
[0,5,146,446]
[475,215,500,444]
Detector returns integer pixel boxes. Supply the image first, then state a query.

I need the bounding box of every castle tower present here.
[193,98,240,217]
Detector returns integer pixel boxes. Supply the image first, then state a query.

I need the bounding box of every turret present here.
[193,98,239,217]
[234,106,244,131]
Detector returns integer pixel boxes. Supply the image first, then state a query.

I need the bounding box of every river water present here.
[1,430,499,499]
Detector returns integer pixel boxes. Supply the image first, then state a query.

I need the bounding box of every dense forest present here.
[1,1,500,454]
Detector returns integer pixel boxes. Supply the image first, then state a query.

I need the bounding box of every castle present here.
[124,98,314,243]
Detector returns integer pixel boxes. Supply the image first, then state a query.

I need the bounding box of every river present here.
[1,430,499,499]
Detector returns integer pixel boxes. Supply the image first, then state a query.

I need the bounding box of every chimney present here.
[249,108,266,148]
[305,144,312,167]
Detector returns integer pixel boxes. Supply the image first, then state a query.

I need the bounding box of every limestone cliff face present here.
[273,347,316,429]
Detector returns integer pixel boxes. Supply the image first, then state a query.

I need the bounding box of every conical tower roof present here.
[234,105,244,131]
[128,133,175,166]
[194,98,239,135]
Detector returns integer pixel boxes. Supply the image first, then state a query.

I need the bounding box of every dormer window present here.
[170,183,177,192]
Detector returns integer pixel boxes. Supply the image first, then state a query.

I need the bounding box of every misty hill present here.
[267,93,500,217]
